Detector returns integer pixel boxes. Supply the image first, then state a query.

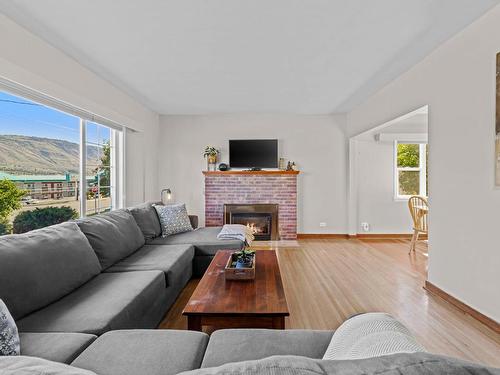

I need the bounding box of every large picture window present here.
[0,91,123,235]
[394,142,428,199]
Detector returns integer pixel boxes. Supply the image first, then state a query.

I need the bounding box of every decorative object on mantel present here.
[286,161,298,171]
[279,157,286,170]
[218,163,229,171]
[203,146,220,172]
[160,188,173,204]
[225,249,256,280]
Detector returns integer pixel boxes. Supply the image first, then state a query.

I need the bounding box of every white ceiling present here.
[1,0,498,115]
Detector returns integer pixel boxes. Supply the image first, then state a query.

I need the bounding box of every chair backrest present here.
[408,196,429,233]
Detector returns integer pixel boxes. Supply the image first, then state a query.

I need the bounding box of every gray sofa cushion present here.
[181,353,500,375]
[183,355,323,375]
[0,356,97,375]
[201,329,334,368]
[147,227,244,256]
[72,330,209,375]
[76,209,145,270]
[128,202,162,241]
[105,244,195,287]
[0,222,101,320]
[17,271,166,335]
[19,332,96,364]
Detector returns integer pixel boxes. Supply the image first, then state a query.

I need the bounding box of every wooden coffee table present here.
[183,250,289,331]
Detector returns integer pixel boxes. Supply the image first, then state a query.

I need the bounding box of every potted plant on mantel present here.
[204,146,219,171]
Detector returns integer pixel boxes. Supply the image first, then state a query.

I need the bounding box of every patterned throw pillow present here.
[0,299,20,356]
[154,203,193,237]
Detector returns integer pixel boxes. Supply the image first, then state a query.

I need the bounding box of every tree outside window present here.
[395,142,428,199]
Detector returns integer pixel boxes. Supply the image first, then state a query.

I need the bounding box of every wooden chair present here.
[408,196,428,254]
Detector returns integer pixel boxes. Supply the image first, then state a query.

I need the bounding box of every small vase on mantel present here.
[204,146,220,172]
[207,154,217,171]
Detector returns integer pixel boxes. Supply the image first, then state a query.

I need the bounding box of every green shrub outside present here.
[13,206,78,234]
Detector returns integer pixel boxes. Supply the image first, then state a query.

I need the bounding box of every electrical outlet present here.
[319,222,327,227]
[361,222,370,232]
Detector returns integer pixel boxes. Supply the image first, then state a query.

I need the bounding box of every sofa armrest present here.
[189,215,199,229]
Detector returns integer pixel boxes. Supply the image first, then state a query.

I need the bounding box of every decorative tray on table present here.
[224,249,255,280]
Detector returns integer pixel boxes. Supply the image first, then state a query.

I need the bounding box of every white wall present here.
[0,14,160,205]
[347,5,500,321]
[125,128,160,205]
[159,114,347,234]
[353,112,428,234]
[356,140,412,234]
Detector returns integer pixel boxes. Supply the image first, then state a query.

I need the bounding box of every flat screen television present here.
[229,139,278,169]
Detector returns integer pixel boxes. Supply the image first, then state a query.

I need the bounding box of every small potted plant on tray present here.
[234,249,255,268]
[225,249,256,280]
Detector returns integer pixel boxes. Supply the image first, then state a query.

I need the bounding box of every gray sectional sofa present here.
[1,203,498,374]
[2,329,499,375]
[0,202,243,361]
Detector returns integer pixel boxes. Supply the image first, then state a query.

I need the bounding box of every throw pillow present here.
[154,203,193,237]
[322,312,425,360]
[0,299,20,356]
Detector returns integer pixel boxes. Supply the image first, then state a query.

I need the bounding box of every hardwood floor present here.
[159,238,500,367]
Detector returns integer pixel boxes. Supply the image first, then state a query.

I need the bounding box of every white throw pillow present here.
[154,203,193,237]
[323,313,425,360]
[0,299,20,356]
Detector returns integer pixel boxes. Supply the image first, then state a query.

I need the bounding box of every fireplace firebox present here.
[224,204,279,241]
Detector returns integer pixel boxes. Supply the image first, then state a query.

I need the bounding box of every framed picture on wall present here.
[496,53,500,186]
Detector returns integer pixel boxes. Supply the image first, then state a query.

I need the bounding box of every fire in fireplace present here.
[231,213,271,237]
[224,204,279,241]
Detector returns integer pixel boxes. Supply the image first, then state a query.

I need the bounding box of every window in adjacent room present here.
[394,142,428,199]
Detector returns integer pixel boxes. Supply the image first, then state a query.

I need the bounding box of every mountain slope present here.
[0,135,99,175]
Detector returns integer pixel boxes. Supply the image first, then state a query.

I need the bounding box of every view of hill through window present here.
[0,91,114,235]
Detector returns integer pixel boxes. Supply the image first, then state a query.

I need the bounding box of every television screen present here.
[229,139,278,168]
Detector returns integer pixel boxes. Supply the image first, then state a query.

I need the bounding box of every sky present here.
[0,91,110,145]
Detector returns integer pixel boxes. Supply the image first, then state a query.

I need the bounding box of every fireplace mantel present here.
[203,170,299,175]
[204,170,298,240]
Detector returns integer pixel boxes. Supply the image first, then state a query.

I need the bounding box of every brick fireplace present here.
[203,170,299,240]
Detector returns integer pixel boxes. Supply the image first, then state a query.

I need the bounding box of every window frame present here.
[0,82,125,219]
[393,141,427,201]
[79,120,124,217]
